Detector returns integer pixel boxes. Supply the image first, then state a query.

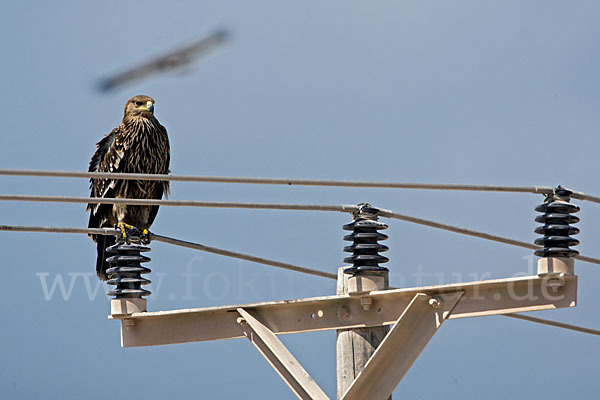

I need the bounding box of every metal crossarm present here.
[110,274,577,347]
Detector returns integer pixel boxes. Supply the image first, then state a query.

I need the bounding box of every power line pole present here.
[336,267,390,399]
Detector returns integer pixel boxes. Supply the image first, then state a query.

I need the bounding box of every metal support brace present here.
[340,292,463,400]
[236,308,329,400]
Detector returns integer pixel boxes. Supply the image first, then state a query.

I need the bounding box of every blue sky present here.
[1,1,599,399]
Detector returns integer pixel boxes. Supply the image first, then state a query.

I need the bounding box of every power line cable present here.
[0,225,335,279]
[380,210,600,265]
[152,233,336,279]
[2,195,599,265]
[502,314,600,336]
[3,168,600,203]
[381,209,536,249]
[0,194,356,212]
[0,225,118,236]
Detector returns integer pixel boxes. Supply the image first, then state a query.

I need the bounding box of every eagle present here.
[87,95,170,281]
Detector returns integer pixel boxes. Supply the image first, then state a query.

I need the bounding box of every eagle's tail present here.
[96,234,116,281]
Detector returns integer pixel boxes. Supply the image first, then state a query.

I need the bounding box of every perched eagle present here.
[87,95,170,281]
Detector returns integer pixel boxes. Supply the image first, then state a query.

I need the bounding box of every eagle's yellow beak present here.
[137,101,154,112]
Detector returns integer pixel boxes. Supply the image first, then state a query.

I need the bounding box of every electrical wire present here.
[2,168,600,203]
[0,225,335,280]
[502,314,600,336]
[152,233,336,279]
[381,209,537,249]
[2,195,599,265]
[0,194,356,212]
[0,225,119,236]
[380,210,600,266]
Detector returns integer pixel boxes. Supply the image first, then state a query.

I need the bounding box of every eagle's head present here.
[123,95,155,120]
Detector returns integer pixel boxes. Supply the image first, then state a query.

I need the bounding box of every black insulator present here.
[534,188,580,258]
[343,205,389,275]
[106,242,152,298]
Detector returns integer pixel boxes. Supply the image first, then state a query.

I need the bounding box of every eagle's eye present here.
[135,101,143,106]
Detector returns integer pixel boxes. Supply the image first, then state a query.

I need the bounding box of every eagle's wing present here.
[146,124,170,227]
[87,126,126,235]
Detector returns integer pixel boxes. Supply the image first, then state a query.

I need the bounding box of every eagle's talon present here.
[117,222,127,239]
[142,229,153,244]
[117,222,136,241]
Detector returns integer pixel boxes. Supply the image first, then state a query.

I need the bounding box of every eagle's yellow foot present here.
[117,222,135,240]
[141,229,153,244]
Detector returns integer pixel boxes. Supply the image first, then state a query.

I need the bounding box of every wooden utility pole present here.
[336,268,391,399]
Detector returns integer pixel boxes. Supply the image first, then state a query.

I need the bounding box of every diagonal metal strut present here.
[236,308,329,400]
